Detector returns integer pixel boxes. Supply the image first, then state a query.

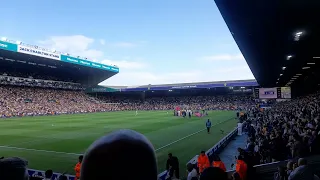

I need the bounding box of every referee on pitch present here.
[206,119,212,134]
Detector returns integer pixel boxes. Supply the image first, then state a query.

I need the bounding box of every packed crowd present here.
[0,86,112,117]
[0,85,255,118]
[0,74,84,90]
[235,91,320,180]
[98,95,255,111]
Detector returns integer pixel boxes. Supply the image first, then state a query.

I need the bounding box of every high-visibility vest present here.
[236,160,247,180]
[74,162,81,180]
[212,161,226,172]
[197,155,210,173]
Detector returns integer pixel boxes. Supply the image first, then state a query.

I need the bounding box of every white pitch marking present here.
[0,145,82,156]
[0,119,231,155]
[154,128,206,151]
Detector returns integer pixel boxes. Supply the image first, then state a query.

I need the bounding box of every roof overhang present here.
[214,0,320,92]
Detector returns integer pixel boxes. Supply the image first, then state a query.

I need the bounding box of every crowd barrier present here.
[157,127,238,180]
[28,169,75,180]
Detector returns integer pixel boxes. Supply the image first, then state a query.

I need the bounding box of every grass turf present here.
[0,110,236,176]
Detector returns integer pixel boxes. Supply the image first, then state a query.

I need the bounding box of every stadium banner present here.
[121,80,258,92]
[86,87,120,93]
[28,169,74,180]
[0,40,18,52]
[281,87,291,99]
[60,55,119,72]
[259,88,277,99]
[17,45,61,60]
[227,81,259,87]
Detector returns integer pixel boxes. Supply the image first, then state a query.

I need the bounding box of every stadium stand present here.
[210,0,320,180]
[2,0,320,179]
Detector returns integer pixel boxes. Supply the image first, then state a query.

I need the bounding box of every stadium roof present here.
[125,79,257,88]
[0,38,119,86]
[215,0,320,93]
[102,79,258,92]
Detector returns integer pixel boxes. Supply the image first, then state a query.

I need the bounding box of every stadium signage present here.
[92,63,102,68]
[0,43,7,48]
[60,55,119,72]
[102,65,111,70]
[233,89,252,92]
[172,85,197,89]
[65,57,78,63]
[17,45,61,60]
[0,40,18,51]
[79,60,90,66]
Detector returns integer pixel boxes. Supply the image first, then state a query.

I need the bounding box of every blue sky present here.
[0,0,254,86]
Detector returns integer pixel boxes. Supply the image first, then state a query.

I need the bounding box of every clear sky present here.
[0,0,254,86]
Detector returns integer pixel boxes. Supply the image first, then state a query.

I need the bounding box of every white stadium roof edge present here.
[102,79,257,89]
[0,37,117,68]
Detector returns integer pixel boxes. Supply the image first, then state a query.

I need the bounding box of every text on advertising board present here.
[0,40,18,51]
[18,45,61,60]
[60,55,119,72]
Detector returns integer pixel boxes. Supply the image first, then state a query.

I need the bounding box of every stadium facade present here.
[0,38,119,87]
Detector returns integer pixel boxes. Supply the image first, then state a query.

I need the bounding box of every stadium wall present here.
[28,169,75,180]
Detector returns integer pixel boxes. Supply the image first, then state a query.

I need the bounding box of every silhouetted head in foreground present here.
[0,157,29,180]
[81,129,158,180]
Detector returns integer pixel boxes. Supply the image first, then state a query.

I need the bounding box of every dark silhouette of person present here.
[81,129,158,180]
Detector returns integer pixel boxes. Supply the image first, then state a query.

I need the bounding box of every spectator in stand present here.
[288,158,320,180]
[197,151,210,174]
[186,163,198,180]
[166,153,179,180]
[43,169,53,180]
[236,155,247,180]
[74,155,83,180]
[212,155,226,172]
[58,175,68,180]
[232,172,241,180]
[274,166,288,180]
[286,161,294,176]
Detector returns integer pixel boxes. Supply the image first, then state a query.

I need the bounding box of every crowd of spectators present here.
[0,86,112,117]
[0,85,255,118]
[235,91,320,180]
[98,95,255,111]
[0,73,84,90]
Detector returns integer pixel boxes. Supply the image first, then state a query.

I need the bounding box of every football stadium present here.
[0,36,257,179]
[1,1,320,180]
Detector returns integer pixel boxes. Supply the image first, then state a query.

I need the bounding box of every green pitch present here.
[0,111,236,176]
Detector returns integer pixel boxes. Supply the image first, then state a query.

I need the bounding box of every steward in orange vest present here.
[236,156,247,180]
[212,155,226,172]
[197,151,210,173]
[74,155,83,180]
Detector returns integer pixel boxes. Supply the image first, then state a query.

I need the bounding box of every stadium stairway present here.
[219,133,248,171]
